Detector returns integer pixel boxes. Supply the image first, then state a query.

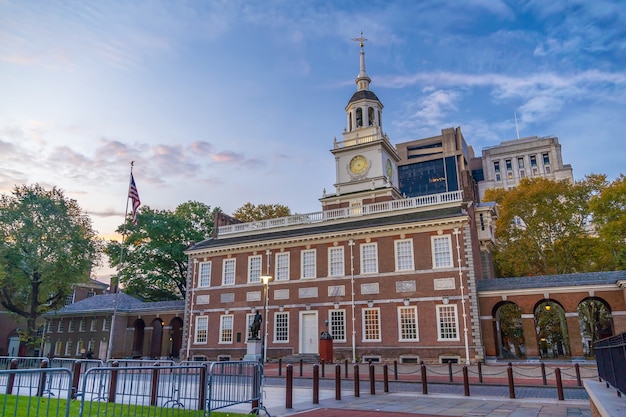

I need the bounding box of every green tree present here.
[106,201,220,301]
[590,174,626,270]
[0,184,100,352]
[577,298,612,356]
[232,202,291,222]
[496,303,525,357]
[484,176,603,277]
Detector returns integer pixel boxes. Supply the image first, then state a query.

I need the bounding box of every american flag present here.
[129,174,141,225]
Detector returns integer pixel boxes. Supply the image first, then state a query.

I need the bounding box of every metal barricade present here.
[78,363,206,416]
[105,358,176,367]
[0,366,73,417]
[595,332,626,395]
[0,356,46,369]
[206,361,269,416]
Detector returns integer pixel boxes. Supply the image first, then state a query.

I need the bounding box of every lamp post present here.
[261,275,272,362]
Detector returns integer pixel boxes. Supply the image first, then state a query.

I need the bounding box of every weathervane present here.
[352,31,367,49]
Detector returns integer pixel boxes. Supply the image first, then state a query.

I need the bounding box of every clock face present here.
[386,159,393,179]
[349,155,369,175]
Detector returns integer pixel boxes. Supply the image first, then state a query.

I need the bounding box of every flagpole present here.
[106,161,135,361]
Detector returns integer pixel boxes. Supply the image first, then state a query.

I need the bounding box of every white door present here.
[8,336,20,356]
[99,341,108,360]
[299,312,318,354]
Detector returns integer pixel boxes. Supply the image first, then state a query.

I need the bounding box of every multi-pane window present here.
[328,247,344,277]
[199,262,211,287]
[493,161,500,173]
[517,157,524,169]
[436,304,459,341]
[65,340,73,356]
[505,159,512,171]
[46,320,53,333]
[398,306,419,341]
[219,315,234,343]
[87,339,95,353]
[90,319,98,332]
[395,239,414,271]
[542,153,550,165]
[79,319,86,332]
[362,308,381,342]
[102,317,111,331]
[58,321,64,333]
[530,155,537,167]
[248,255,262,283]
[195,316,208,343]
[360,243,378,274]
[54,341,63,356]
[76,340,85,356]
[274,312,289,342]
[301,249,316,279]
[329,310,346,342]
[222,259,236,285]
[87,290,95,298]
[68,320,75,333]
[432,236,452,268]
[275,253,290,281]
[65,293,74,306]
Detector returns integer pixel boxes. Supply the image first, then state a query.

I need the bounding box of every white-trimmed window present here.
[436,304,459,341]
[54,341,63,356]
[248,255,262,283]
[90,319,98,332]
[65,340,73,356]
[46,320,53,333]
[79,319,86,332]
[76,340,85,356]
[87,339,95,353]
[219,315,234,343]
[362,307,381,342]
[330,309,346,342]
[222,259,236,285]
[199,261,212,287]
[65,293,75,306]
[57,321,64,333]
[87,290,95,298]
[68,319,75,333]
[301,249,316,279]
[195,316,208,344]
[274,312,289,342]
[398,306,419,341]
[360,243,378,274]
[395,239,414,271]
[432,235,452,268]
[102,317,111,332]
[275,252,290,281]
[328,247,344,277]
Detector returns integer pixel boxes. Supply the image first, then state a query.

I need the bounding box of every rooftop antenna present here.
[514,110,520,139]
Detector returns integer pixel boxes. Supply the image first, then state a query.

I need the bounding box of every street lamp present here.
[261,275,273,362]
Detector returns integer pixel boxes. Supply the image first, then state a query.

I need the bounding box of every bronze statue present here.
[250,311,262,340]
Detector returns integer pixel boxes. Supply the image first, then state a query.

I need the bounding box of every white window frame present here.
[301,249,316,279]
[87,339,95,353]
[54,341,63,356]
[275,252,290,281]
[219,314,234,344]
[198,261,212,287]
[360,243,378,274]
[90,319,98,332]
[194,316,208,344]
[431,235,453,268]
[248,255,262,283]
[362,307,381,342]
[436,304,460,341]
[397,306,419,341]
[57,320,64,333]
[274,312,289,343]
[76,340,85,356]
[65,340,73,356]
[222,258,236,286]
[328,247,344,277]
[79,319,86,332]
[394,239,414,271]
[68,319,75,333]
[102,317,111,332]
[329,309,346,342]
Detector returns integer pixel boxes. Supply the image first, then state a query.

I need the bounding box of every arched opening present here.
[534,300,570,358]
[368,107,375,126]
[493,302,526,358]
[356,108,363,127]
[169,317,184,358]
[577,297,613,357]
[132,319,145,358]
[150,318,164,359]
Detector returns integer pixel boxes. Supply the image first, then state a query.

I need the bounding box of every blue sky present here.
[1,0,625,274]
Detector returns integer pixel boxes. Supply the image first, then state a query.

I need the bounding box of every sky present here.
[1,0,625,279]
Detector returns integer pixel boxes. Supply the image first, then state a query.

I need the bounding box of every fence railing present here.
[207,361,267,415]
[594,332,626,395]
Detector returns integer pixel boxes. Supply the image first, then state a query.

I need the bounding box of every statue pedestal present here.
[243,339,262,362]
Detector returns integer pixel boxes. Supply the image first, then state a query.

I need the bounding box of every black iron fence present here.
[594,332,626,395]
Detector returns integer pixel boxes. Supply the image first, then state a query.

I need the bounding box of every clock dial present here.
[349,155,368,175]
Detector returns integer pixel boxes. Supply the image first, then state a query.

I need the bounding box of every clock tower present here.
[321,33,402,211]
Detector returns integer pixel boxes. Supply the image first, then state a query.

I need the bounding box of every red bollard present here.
[71,361,82,399]
[300,358,304,377]
[198,363,207,410]
[507,363,515,399]
[420,364,428,395]
[369,363,375,395]
[335,364,341,400]
[448,361,453,383]
[383,364,389,393]
[108,361,119,403]
[150,363,160,406]
[463,366,470,396]
[313,364,319,404]
[555,368,564,401]
[344,359,349,379]
[541,362,547,385]
[575,363,582,387]
[7,359,18,395]
[37,358,49,397]
[286,364,293,409]
[321,358,325,378]
[354,365,360,397]
[278,358,282,377]
[477,361,483,383]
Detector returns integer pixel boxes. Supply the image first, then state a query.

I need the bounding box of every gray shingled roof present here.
[347,90,381,105]
[46,293,184,316]
[476,270,626,292]
[190,206,464,251]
